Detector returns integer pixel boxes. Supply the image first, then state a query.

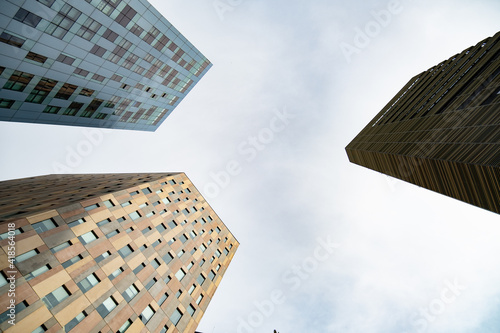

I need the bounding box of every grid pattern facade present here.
[0,0,211,131]
[346,31,500,214]
[0,173,239,332]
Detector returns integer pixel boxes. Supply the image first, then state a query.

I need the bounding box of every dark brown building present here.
[0,173,238,333]
[346,31,500,214]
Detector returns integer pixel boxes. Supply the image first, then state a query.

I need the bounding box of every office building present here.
[0,172,238,332]
[0,0,211,131]
[346,31,500,214]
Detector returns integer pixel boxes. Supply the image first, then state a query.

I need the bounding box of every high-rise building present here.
[346,31,500,214]
[0,0,211,131]
[0,173,238,333]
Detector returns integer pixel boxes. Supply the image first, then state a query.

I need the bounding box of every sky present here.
[1,0,500,332]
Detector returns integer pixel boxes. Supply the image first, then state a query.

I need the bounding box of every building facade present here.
[346,31,500,214]
[0,173,238,332]
[0,0,211,131]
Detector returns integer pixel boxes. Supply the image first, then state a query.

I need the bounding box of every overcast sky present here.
[1,0,500,332]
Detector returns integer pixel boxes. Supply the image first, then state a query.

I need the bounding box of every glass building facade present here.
[0,172,238,332]
[0,0,211,131]
[346,31,500,214]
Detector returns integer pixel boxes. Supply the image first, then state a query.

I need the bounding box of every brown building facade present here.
[0,173,239,332]
[346,31,500,214]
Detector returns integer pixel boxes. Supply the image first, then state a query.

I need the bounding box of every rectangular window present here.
[0,32,25,47]
[62,254,83,268]
[63,102,83,116]
[175,269,186,281]
[73,68,89,77]
[42,105,61,114]
[79,88,95,97]
[208,270,216,281]
[163,252,174,264]
[77,272,100,293]
[64,311,87,332]
[95,251,111,263]
[42,285,70,309]
[109,267,124,280]
[200,244,207,252]
[103,199,114,208]
[90,45,106,57]
[51,241,71,253]
[139,305,155,324]
[145,277,157,290]
[180,234,188,243]
[122,284,139,302]
[188,285,195,295]
[0,228,22,240]
[26,264,51,281]
[3,70,33,92]
[106,230,119,238]
[129,211,141,220]
[32,218,58,233]
[162,197,171,204]
[96,218,110,227]
[45,4,82,39]
[26,78,58,104]
[56,54,75,65]
[14,8,42,28]
[151,258,161,269]
[118,319,132,333]
[0,99,15,109]
[118,245,134,258]
[187,304,196,316]
[37,0,55,7]
[199,259,205,267]
[177,250,185,258]
[77,17,101,40]
[133,262,145,274]
[55,83,78,100]
[96,296,118,318]
[196,294,204,305]
[102,28,118,42]
[197,274,206,286]
[79,231,98,245]
[170,308,183,326]
[121,201,131,207]
[168,221,177,229]
[25,51,47,64]
[158,292,168,306]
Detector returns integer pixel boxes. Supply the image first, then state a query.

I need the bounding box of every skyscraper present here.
[346,31,500,214]
[0,0,211,131]
[0,172,238,332]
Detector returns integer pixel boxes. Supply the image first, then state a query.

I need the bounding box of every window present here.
[65,311,87,332]
[170,308,183,326]
[95,251,111,263]
[79,88,95,97]
[139,203,148,208]
[224,248,230,255]
[216,264,221,271]
[180,234,188,243]
[122,284,139,302]
[175,290,182,298]
[142,187,152,194]
[164,275,172,284]
[216,249,222,258]
[0,228,22,240]
[43,285,71,309]
[37,0,55,7]
[91,74,105,82]
[63,102,84,116]
[197,274,206,286]
[0,99,15,109]
[106,229,119,238]
[115,5,137,27]
[177,249,185,258]
[200,244,207,252]
[55,83,78,100]
[117,216,126,222]
[45,4,82,39]
[96,296,118,318]
[90,44,106,57]
[187,262,194,270]
[3,70,33,92]
[145,277,157,290]
[158,292,168,306]
[167,237,175,245]
[51,241,71,253]
[182,208,190,215]
[79,231,98,245]
[77,273,100,293]
[126,227,134,233]
[121,201,131,207]
[0,31,25,47]
[163,252,174,264]
[216,227,222,234]
[96,218,110,227]
[145,211,155,218]
[117,319,132,333]
[129,211,141,220]
[32,218,58,233]
[102,28,118,42]
[175,269,186,281]
[152,239,161,247]
[207,240,212,245]
[162,197,171,204]
[26,264,51,281]
[56,54,75,65]
[196,294,204,305]
[109,267,124,280]
[190,230,197,238]
[139,305,155,324]
[133,262,146,274]
[26,77,58,104]
[25,51,47,64]
[118,245,134,258]
[188,284,195,295]
[208,270,216,281]
[73,68,89,77]
[151,258,161,269]
[96,112,108,119]
[76,17,101,40]
[168,221,177,229]
[187,304,196,316]
[14,8,42,28]
[62,254,83,268]
[199,259,205,267]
